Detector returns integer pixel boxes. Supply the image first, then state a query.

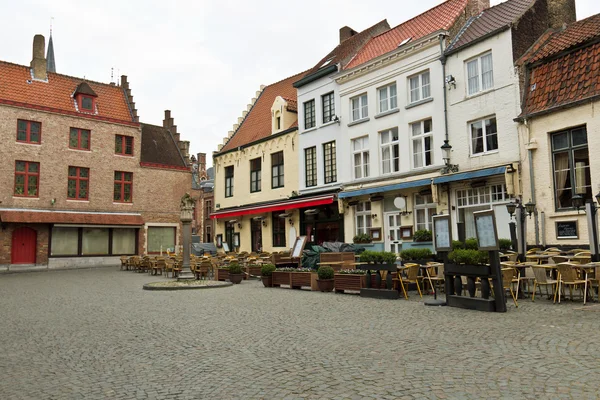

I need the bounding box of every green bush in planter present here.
[317,266,334,280]
[228,262,243,274]
[413,229,432,242]
[261,263,276,277]
[499,238,512,251]
[353,233,372,243]
[360,250,397,264]
[464,238,479,250]
[452,240,465,250]
[448,249,489,265]
[399,248,433,261]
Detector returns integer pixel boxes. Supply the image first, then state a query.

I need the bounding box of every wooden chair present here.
[394,263,423,299]
[424,263,444,295]
[172,260,182,278]
[531,266,558,302]
[164,259,175,278]
[556,263,589,303]
[154,257,165,276]
[119,256,129,271]
[500,268,519,307]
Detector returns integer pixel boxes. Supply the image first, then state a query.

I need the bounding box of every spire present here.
[46,18,56,73]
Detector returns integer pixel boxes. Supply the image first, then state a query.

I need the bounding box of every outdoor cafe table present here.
[539,263,597,304]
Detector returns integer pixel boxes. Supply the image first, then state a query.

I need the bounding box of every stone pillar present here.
[178,193,195,281]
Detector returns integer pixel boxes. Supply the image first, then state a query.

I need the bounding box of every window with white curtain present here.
[82,228,109,255]
[466,52,493,95]
[411,119,433,168]
[380,128,399,174]
[456,184,509,238]
[552,126,590,209]
[414,194,436,231]
[51,227,79,256]
[352,136,369,179]
[409,71,431,103]
[147,226,176,253]
[112,228,136,255]
[355,201,372,235]
[351,94,368,121]
[378,83,397,113]
[470,117,498,154]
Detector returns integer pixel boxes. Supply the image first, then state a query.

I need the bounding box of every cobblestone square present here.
[1,267,599,399]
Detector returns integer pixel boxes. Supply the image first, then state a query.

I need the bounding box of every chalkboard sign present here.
[291,236,307,258]
[556,221,578,239]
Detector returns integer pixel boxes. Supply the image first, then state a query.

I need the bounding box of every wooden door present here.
[11,227,37,264]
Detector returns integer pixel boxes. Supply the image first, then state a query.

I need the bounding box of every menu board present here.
[433,216,451,251]
[291,236,308,258]
[556,221,578,239]
[474,210,498,251]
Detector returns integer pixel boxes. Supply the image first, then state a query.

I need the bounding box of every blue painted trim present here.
[432,166,506,184]
[339,178,432,199]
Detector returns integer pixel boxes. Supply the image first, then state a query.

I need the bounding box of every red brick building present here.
[0,34,191,270]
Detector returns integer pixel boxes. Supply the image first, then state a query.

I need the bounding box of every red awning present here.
[211,195,334,219]
[0,210,145,225]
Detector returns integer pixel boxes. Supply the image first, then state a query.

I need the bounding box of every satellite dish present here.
[393,197,406,210]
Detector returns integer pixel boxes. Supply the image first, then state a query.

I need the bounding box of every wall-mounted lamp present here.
[333,115,340,124]
[440,139,459,174]
[445,74,456,89]
[506,199,536,220]
[288,219,294,226]
[370,213,378,219]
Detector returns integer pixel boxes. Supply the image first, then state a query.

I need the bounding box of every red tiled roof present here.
[218,71,307,153]
[283,97,298,112]
[0,61,135,124]
[305,20,390,75]
[0,210,144,225]
[520,16,600,118]
[523,13,600,64]
[346,0,468,69]
[446,0,534,53]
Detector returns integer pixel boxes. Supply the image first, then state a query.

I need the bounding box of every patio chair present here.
[500,268,519,307]
[394,263,423,299]
[556,263,590,303]
[424,263,444,295]
[531,266,558,302]
[119,256,128,271]
[154,257,165,276]
[572,252,591,265]
[164,259,175,278]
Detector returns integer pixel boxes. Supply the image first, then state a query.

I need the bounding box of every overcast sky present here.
[2,1,598,165]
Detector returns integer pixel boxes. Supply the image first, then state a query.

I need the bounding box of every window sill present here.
[301,127,317,134]
[470,150,499,157]
[405,97,433,110]
[548,211,584,218]
[114,154,134,158]
[113,202,133,205]
[67,199,89,202]
[321,120,338,128]
[12,196,39,200]
[68,148,91,152]
[347,117,370,127]
[374,109,400,119]
[465,88,495,100]
[16,141,42,146]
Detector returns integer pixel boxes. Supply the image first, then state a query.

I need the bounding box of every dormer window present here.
[73,82,98,114]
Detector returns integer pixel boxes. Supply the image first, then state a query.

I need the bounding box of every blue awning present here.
[338,178,432,199]
[432,166,507,184]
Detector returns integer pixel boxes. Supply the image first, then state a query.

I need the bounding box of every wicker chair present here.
[531,266,558,302]
[557,263,590,303]
[394,263,423,299]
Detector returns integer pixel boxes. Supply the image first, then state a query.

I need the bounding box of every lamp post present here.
[440,140,459,175]
[506,199,535,262]
[572,191,600,262]
[178,193,195,281]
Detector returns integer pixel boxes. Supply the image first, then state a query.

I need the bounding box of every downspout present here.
[439,34,450,143]
[524,119,540,246]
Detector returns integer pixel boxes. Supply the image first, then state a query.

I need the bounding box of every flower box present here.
[290,272,312,289]
[216,267,229,282]
[334,274,366,293]
[271,271,291,287]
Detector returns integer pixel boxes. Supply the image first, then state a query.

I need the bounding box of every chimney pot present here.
[339,26,358,43]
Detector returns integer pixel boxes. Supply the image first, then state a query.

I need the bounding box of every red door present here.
[11,227,37,264]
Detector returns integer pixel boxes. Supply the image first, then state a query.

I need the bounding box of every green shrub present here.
[360,250,398,264]
[399,248,433,261]
[317,266,334,280]
[353,233,372,243]
[260,263,276,277]
[499,238,512,251]
[464,238,479,250]
[413,229,433,242]
[448,249,489,265]
[228,262,243,274]
[451,240,465,250]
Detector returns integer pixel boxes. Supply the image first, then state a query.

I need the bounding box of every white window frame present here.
[414,193,436,231]
[350,94,368,122]
[469,116,498,155]
[380,127,400,174]
[352,136,370,179]
[411,118,433,169]
[378,83,397,113]
[408,71,431,103]
[466,52,493,96]
[355,201,372,235]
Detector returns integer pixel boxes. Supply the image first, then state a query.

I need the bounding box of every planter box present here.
[334,274,366,293]
[311,272,318,291]
[245,265,262,280]
[216,268,229,281]
[290,272,312,289]
[272,271,291,287]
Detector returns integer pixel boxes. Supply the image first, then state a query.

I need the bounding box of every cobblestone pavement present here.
[1,268,600,399]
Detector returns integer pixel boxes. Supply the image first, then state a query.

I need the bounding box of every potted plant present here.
[260,263,276,287]
[413,229,432,242]
[499,238,512,252]
[353,233,372,244]
[399,248,433,264]
[228,262,244,284]
[316,266,334,292]
[334,268,367,293]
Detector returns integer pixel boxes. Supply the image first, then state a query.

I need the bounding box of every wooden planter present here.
[216,268,229,282]
[290,272,311,289]
[334,274,366,293]
[272,271,291,287]
[245,265,262,280]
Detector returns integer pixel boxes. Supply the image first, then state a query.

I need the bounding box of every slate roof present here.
[520,14,600,118]
[0,61,135,123]
[140,123,187,168]
[346,0,468,69]
[304,20,390,75]
[446,0,533,54]
[218,71,307,154]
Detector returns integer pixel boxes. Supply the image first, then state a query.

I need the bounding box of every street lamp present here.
[572,191,600,262]
[506,198,536,262]
[440,140,459,175]
[178,193,195,280]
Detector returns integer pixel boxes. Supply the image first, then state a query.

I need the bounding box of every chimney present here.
[30,35,47,80]
[163,109,180,142]
[197,153,207,174]
[467,0,489,16]
[339,26,358,43]
[547,0,576,29]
